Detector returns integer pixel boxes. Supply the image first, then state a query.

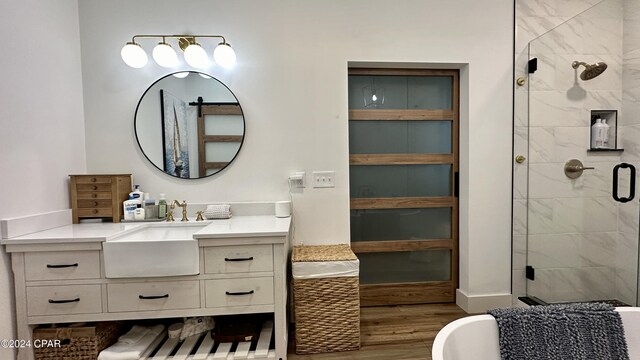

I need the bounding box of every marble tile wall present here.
[514,0,638,305]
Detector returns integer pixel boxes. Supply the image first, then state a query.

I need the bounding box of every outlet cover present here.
[312,171,335,188]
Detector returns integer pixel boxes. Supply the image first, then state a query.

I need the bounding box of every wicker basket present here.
[33,322,123,360]
[292,244,360,354]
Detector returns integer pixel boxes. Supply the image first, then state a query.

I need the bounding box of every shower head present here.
[571,61,608,80]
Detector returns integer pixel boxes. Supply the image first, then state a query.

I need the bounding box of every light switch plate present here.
[312,171,335,188]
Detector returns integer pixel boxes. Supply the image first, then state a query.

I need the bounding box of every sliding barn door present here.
[348,68,459,306]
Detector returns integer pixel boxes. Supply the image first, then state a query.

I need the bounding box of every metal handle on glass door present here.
[564,159,594,179]
[613,163,636,203]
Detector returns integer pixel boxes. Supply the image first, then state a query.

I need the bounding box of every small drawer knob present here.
[92,209,98,214]
[91,177,97,182]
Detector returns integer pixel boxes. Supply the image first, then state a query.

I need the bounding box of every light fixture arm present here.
[131,34,227,44]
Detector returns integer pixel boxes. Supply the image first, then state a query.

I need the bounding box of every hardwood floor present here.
[288,303,468,360]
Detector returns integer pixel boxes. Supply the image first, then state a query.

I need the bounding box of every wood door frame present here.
[196,104,243,176]
[348,68,459,306]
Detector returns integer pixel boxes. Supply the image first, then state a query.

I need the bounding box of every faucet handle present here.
[196,211,204,221]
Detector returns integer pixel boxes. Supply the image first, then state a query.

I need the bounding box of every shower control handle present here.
[564,159,594,179]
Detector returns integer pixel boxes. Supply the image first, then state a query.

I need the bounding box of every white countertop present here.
[1,216,291,245]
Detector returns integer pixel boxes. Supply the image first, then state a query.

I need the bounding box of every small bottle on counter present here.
[143,194,157,219]
[134,207,145,220]
[158,193,167,219]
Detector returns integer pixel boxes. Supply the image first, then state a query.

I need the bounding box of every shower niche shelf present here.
[588,110,621,152]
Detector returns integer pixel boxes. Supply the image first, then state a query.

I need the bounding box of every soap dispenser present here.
[130,185,144,200]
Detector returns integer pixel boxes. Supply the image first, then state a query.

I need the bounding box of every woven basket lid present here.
[292,244,357,262]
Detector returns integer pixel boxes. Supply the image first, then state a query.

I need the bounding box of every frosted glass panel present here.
[204,114,244,135]
[351,208,451,241]
[359,250,451,284]
[205,142,241,162]
[350,165,451,198]
[348,75,452,110]
[349,121,452,154]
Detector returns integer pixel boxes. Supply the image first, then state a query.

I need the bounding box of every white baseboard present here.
[456,289,512,313]
[0,210,72,239]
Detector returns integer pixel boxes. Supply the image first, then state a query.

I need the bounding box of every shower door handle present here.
[613,163,636,203]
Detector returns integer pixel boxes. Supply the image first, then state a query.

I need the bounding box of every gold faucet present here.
[173,200,188,221]
[166,203,175,222]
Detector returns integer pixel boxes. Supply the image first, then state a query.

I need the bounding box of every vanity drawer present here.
[204,245,273,274]
[77,199,113,208]
[26,285,102,316]
[205,277,274,308]
[107,280,200,313]
[77,208,113,217]
[25,251,101,281]
[75,176,113,184]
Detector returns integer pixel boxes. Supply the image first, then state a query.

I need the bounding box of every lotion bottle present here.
[130,185,144,200]
[123,196,138,221]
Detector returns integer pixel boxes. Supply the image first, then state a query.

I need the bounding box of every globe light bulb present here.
[184,43,209,68]
[213,42,236,68]
[152,42,178,68]
[120,42,148,68]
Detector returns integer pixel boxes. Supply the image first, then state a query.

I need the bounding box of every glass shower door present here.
[525,0,639,306]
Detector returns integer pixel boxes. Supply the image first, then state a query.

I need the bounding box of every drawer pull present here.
[92,185,98,190]
[91,177,97,182]
[224,257,254,262]
[138,294,169,300]
[48,298,80,304]
[46,263,79,269]
[225,290,255,296]
[91,194,97,198]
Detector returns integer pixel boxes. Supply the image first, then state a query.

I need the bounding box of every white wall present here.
[78,0,514,310]
[0,0,86,357]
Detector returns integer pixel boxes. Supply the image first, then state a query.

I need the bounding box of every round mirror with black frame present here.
[134,71,245,179]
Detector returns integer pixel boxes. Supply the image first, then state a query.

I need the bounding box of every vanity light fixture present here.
[121,34,236,69]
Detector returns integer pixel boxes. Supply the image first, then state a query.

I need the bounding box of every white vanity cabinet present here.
[4,217,290,360]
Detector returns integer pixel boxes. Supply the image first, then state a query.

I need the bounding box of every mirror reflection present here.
[135,71,245,179]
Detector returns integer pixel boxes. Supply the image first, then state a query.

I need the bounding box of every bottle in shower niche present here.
[591,118,604,148]
[601,119,610,148]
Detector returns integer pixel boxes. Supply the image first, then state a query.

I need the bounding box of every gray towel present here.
[488,303,629,360]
